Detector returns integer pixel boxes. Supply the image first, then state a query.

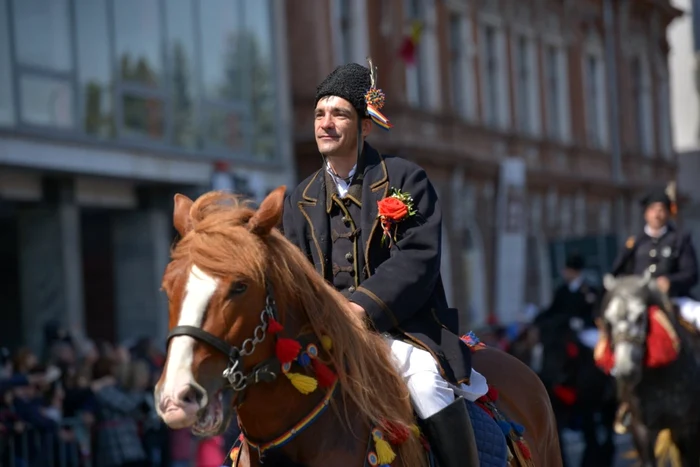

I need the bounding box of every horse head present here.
[154,187,288,435]
[600,271,662,386]
[154,187,422,464]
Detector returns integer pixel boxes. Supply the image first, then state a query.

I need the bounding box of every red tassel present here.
[486,386,499,402]
[267,317,284,335]
[515,439,532,460]
[398,37,416,64]
[594,337,615,374]
[382,421,410,445]
[276,338,301,364]
[311,359,337,388]
[566,342,579,358]
[645,306,680,368]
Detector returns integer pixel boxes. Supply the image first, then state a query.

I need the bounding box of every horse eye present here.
[229,282,248,296]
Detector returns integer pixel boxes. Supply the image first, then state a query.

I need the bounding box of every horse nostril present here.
[177,384,205,407]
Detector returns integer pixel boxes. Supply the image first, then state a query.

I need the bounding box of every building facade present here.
[0,0,295,351]
[286,0,681,328]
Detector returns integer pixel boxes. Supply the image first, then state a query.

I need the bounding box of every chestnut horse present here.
[154,187,562,466]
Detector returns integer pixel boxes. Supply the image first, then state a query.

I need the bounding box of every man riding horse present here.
[611,188,700,330]
[281,59,488,466]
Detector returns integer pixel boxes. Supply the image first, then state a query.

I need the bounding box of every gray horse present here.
[600,272,700,466]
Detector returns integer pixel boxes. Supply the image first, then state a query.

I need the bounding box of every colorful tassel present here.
[311,359,337,388]
[267,317,284,334]
[410,424,421,438]
[297,352,311,367]
[497,420,512,436]
[320,335,333,351]
[382,421,410,445]
[510,421,525,436]
[276,338,301,364]
[372,429,396,465]
[285,372,317,394]
[515,439,532,460]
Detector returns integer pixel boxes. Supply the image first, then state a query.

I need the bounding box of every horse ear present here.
[173,193,194,237]
[248,186,286,236]
[603,274,617,291]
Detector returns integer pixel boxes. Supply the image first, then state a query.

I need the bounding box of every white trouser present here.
[672,296,700,329]
[387,338,489,419]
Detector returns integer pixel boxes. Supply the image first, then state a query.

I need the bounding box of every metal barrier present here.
[1,418,90,467]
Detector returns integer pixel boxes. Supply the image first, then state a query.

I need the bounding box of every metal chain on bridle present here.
[167,285,280,393]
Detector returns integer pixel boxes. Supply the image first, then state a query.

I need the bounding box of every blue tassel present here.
[497,420,512,436]
[297,352,311,367]
[510,421,525,435]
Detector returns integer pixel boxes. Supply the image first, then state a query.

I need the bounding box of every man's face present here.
[644,202,668,230]
[314,96,370,157]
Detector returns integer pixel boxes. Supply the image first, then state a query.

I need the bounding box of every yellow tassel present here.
[285,372,317,394]
[320,335,333,351]
[409,424,421,438]
[373,432,397,464]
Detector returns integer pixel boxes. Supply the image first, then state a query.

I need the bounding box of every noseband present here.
[167,285,281,393]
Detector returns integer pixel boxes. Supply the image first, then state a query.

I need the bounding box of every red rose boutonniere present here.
[377,188,417,247]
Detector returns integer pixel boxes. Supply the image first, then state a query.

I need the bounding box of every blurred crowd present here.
[0,322,238,467]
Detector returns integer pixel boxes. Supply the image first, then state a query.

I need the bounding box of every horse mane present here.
[171,191,425,466]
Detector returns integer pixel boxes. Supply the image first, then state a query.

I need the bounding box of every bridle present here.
[167,283,282,394]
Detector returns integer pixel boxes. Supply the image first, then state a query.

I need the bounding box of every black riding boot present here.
[421,396,480,467]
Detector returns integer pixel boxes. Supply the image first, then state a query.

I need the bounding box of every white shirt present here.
[644,224,668,239]
[326,163,357,198]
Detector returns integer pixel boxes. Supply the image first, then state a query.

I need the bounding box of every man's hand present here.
[656,276,670,294]
[347,302,367,324]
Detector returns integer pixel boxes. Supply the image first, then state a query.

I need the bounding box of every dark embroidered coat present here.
[611,223,698,298]
[282,142,472,384]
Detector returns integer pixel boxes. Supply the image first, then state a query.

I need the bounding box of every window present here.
[584,52,608,148]
[405,0,426,107]
[13,0,71,72]
[3,0,279,161]
[657,66,674,159]
[630,56,654,156]
[481,23,506,128]
[0,0,15,126]
[448,13,475,121]
[115,0,165,141]
[12,0,75,129]
[166,0,197,148]
[245,0,277,160]
[75,0,114,138]
[513,34,539,136]
[332,0,353,65]
[544,43,570,143]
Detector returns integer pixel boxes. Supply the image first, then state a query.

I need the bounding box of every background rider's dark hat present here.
[565,252,585,271]
[640,189,672,211]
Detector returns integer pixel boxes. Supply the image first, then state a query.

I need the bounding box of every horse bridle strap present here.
[166,286,280,392]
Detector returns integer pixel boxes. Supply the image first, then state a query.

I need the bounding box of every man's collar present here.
[569,275,584,292]
[644,224,669,238]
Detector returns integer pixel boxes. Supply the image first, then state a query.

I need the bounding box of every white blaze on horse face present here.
[162,265,219,401]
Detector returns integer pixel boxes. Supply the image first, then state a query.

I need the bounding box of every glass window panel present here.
[199,0,246,102]
[244,0,275,160]
[19,75,74,128]
[122,94,165,140]
[0,0,15,126]
[166,0,197,148]
[202,107,246,152]
[75,0,114,138]
[13,0,71,71]
[114,0,162,87]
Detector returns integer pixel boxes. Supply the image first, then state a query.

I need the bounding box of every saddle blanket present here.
[465,400,509,467]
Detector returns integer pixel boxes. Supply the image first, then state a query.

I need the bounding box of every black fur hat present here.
[640,189,671,210]
[314,63,372,118]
